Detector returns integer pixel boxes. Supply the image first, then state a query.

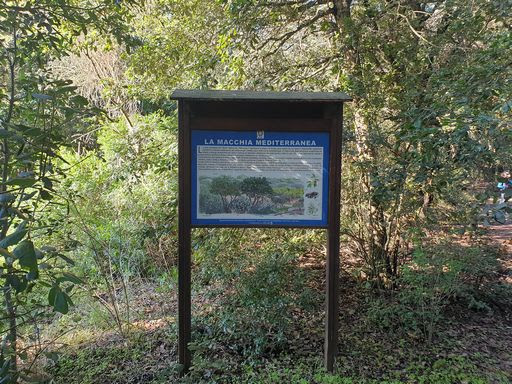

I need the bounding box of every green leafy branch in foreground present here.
[0,1,138,382]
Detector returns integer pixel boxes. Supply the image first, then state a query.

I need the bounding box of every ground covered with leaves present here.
[40,226,512,384]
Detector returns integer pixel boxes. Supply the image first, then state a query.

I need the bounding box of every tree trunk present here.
[3,264,17,380]
[332,3,398,283]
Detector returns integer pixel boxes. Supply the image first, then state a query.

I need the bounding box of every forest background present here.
[0,0,511,383]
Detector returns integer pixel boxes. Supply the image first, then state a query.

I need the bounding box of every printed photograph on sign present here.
[191,131,329,226]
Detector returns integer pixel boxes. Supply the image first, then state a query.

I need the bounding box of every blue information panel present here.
[191,130,330,227]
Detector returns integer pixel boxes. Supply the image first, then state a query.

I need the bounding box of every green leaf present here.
[0,129,23,143]
[44,351,60,363]
[57,272,84,285]
[0,223,27,248]
[39,262,51,270]
[4,178,36,188]
[64,292,74,307]
[57,254,75,266]
[26,269,38,281]
[6,274,27,293]
[42,177,55,191]
[54,290,69,314]
[6,274,20,289]
[494,210,506,224]
[0,193,15,204]
[40,190,53,201]
[70,95,89,107]
[32,93,53,101]
[48,285,57,307]
[18,350,28,361]
[0,129,16,138]
[15,125,44,137]
[35,248,44,259]
[14,240,38,277]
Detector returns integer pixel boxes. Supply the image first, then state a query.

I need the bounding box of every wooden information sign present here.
[171,89,352,373]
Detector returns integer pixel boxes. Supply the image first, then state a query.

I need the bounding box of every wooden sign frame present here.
[171,89,351,374]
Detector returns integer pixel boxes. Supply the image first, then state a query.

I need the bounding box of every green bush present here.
[216,251,316,358]
[191,231,322,363]
[61,112,179,279]
[366,240,503,340]
[199,191,224,214]
[231,195,252,214]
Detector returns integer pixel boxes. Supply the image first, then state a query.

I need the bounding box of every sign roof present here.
[171,89,352,102]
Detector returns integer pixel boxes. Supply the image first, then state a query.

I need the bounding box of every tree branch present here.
[396,12,433,46]
[259,0,330,10]
[260,8,334,55]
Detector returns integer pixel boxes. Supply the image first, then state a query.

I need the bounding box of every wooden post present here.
[325,104,343,372]
[178,101,192,374]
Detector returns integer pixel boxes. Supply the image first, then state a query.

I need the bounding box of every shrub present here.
[62,112,178,278]
[196,245,317,360]
[231,195,252,213]
[367,240,503,341]
[199,191,224,214]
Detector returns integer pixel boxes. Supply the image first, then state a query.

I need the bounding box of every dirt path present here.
[488,222,512,285]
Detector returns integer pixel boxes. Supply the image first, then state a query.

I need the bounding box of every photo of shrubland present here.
[1,1,511,383]
[199,175,306,216]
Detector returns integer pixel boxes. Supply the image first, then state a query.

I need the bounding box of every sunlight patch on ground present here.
[131,317,175,331]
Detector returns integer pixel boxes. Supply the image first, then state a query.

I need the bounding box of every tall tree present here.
[210,175,241,212]
[240,177,273,211]
[214,0,512,283]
